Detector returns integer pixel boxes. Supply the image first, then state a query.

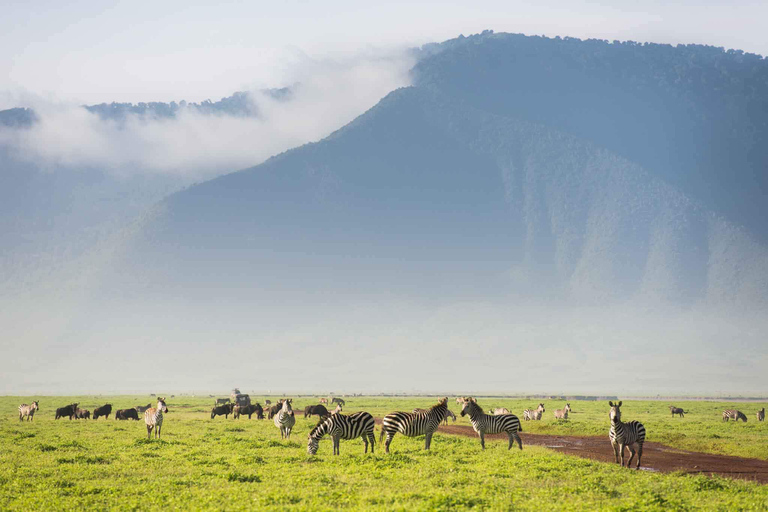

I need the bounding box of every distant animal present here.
[307,411,375,455]
[723,410,747,422]
[669,406,686,418]
[211,403,234,419]
[554,403,571,420]
[18,401,39,421]
[758,408,765,422]
[304,404,329,419]
[524,403,545,421]
[55,403,78,420]
[331,397,346,406]
[135,403,152,414]
[413,407,456,425]
[267,400,284,420]
[456,397,463,404]
[92,404,112,420]
[115,408,139,420]
[215,398,230,406]
[319,397,328,405]
[234,403,263,419]
[380,397,449,453]
[144,398,168,439]
[488,407,509,415]
[609,401,646,469]
[332,403,343,415]
[265,399,272,405]
[75,408,91,419]
[274,399,296,439]
[460,397,523,450]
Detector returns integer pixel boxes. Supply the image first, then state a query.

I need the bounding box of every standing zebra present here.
[307,411,375,455]
[144,397,168,440]
[758,408,765,422]
[608,401,646,469]
[274,399,296,439]
[380,397,448,453]
[722,409,748,422]
[523,403,545,421]
[669,406,685,418]
[554,403,571,420]
[18,401,39,421]
[460,397,523,450]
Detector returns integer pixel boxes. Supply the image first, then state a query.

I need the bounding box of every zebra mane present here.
[429,397,448,411]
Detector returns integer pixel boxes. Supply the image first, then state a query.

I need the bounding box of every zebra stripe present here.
[722,409,747,422]
[18,401,39,421]
[307,411,375,455]
[608,401,646,469]
[380,397,449,453]
[274,399,296,439]
[144,398,168,440]
[460,397,522,450]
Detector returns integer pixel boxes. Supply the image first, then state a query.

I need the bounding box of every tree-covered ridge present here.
[413,31,768,240]
[0,107,37,128]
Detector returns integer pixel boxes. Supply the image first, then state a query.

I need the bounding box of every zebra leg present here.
[611,441,619,463]
[384,433,393,454]
[369,433,375,454]
[363,436,368,454]
[626,443,636,468]
[514,433,523,450]
[636,443,643,469]
[479,431,486,450]
[619,443,626,467]
[146,425,152,440]
[425,432,433,450]
[333,436,340,455]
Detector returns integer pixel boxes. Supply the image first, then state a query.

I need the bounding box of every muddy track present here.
[374,419,768,484]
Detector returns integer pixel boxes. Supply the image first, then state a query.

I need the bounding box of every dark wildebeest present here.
[265,399,272,406]
[116,408,139,420]
[669,406,686,417]
[267,400,284,420]
[234,403,263,419]
[304,404,329,420]
[75,408,91,419]
[331,397,346,407]
[93,404,113,420]
[135,403,152,414]
[211,403,234,419]
[758,408,765,422]
[55,403,78,420]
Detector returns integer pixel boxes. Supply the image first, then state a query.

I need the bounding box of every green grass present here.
[1,396,766,510]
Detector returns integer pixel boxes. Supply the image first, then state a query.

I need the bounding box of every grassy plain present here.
[1,395,766,510]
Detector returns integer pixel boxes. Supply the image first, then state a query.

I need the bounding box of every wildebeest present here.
[116,408,139,420]
[554,403,571,420]
[267,400,285,420]
[304,404,329,419]
[135,403,152,414]
[331,397,346,407]
[55,403,78,420]
[723,409,747,422]
[265,399,272,406]
[758,408,765,422]
[75,408,91,419]
[669,406,686,417]
[211,403,234,419]
[18,401,39,421]
[234,403,263,419]
[93,404,113,420]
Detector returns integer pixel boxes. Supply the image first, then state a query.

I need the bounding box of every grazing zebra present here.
[460,397,523,450]
[144,397,168,440]
[554,403,571,420]
[274,399,296,439]
[307,411,375,455]
[331,397,346,406]
[608,401,646,469]
[722,409,748,422]
[413,407,456,425]
[18,401,39,421]
[669,406,686,418]
[488,407,509,415]
[758,408,765,422]
[523,403,545,421]
[380,397,449,453]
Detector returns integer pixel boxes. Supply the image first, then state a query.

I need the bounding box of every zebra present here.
[380,397,449,453]
[758,408,765,422]
[18,401,39,421]
[274,399,296,439]
[331,397,346,406]
[608,401,646,469]
[144,397,168,440]
[669,406,685,418]
[460,397,523,450]
[722,409,748,422]
[554,403,571,420]
[523,403,545,421]
[488,407,509,415]
[307,411,375,455]
[413,407,456,425]
[319,397,328,405]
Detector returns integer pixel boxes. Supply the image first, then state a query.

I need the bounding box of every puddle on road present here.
[545,445,565,448]
[638,467,659,472]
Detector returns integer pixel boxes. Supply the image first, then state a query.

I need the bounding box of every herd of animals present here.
[15,398,767,470]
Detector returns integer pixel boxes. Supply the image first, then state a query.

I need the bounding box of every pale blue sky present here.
[1,0,766,105]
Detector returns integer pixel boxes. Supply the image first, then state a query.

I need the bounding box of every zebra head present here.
[565,403,571,412]
[333,403,342,414]
[157,398,168,413]
[537,403,545,413]
[282,399,293,414]
[459,397,477,417]
[32,401,39,410]
[307,421,326,455]
[608,401,622,423]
